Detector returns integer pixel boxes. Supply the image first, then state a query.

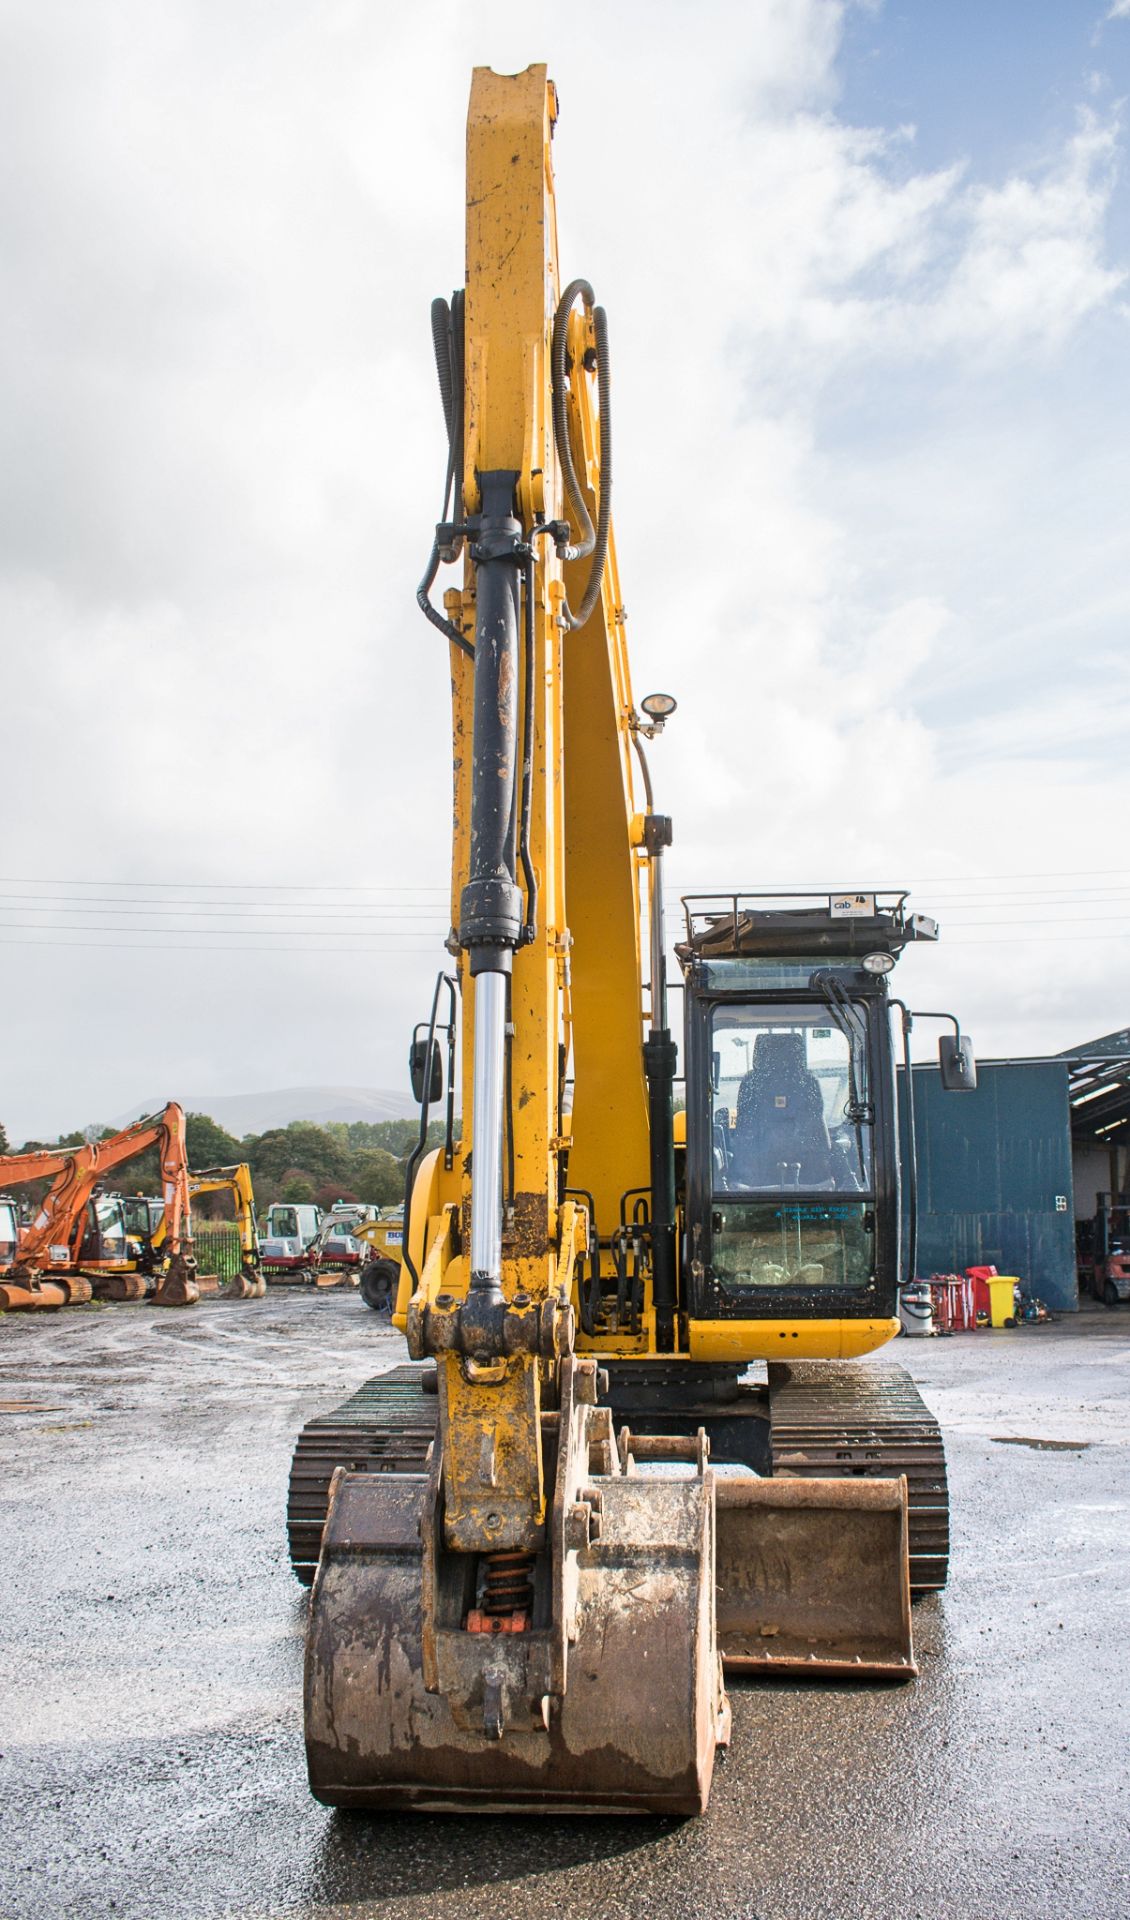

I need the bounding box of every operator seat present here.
[730,1031,836,1188]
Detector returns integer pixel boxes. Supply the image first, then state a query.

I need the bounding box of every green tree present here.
[281,1173,316,1204]
[344,1118,454,1156]
[350,1148,403,1207]
[0,1120,10,1156]
[185,1112,244,1170]
[314,1181,359,1210]
[251,1123,351,1191]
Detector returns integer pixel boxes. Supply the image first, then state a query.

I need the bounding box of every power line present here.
[932,915,1130,930]
[0,926,1124,955]
[7,863,1130,894]
[672,870,1130,893]
[0,936,445,955]
[939,931,1129,947]
[3,886,1127,922]
[0,920,451,938]
[0,875,449,893]
[0,900,450,921]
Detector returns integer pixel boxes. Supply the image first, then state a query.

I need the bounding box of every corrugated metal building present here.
[904,1061,1077,1312]
[1059,1027,1130,1222]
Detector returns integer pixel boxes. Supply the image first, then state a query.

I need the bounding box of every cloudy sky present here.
[3,0,1130,1140]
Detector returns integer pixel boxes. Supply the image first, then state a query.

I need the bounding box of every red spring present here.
[466,1550,535,1634]
[482,1549,535,1614]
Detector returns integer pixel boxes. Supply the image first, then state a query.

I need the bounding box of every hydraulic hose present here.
[551,279,612,632]
[517,547,538,942]
[417,291,473,657]
[430,296,456,441]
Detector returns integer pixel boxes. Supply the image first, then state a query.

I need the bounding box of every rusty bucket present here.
[304,1463,729,1815]
[715,1474,915,1679]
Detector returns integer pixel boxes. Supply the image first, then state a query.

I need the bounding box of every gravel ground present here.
[1,1290,1127,1920]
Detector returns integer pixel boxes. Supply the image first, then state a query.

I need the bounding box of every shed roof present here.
[1058,1029,1130,1143]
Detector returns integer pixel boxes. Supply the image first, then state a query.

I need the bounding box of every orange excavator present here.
[0,1103,199,1310]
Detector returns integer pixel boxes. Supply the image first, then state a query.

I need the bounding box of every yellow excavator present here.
[186,1165,265,1299]
[125,1163,265,1298]
[289,65,977,1815]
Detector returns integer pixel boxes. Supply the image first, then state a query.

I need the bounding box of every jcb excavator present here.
[289,66,976,1816]
[0,1104,200,1309]
[144,1163,266,1298]
[188,1164,265,1297]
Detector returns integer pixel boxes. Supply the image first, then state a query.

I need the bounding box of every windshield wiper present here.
[810,970,872,1182]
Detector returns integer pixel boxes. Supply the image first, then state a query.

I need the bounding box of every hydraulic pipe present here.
[891,1001,919,1289]
[649,836,666,1036]
[459,469,524,1298]
[642,810,677,1352]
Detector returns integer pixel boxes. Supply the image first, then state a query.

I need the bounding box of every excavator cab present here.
[0,1197,18,1266]
[78,1192,136,1271]
[117,1194,165,1274]
[680,891,932,1337]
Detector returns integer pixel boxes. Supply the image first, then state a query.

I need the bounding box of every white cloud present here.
[1,0,1128,1134]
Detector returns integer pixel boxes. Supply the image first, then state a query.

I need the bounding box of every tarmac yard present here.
[1,1297,1128,1920]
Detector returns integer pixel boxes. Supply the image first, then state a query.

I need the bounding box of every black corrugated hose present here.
[551,278,612,632]
[417,292,473,658]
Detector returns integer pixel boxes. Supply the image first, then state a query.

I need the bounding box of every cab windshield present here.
[122,1198,160,1237]
[709,1001,876,1293]
[93,1197,126,1247]
[711,1002,871,1195]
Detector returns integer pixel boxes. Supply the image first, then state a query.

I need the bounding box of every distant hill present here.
[113,1085,418,1136]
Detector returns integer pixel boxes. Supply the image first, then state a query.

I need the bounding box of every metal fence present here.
[192,1221,243,1283]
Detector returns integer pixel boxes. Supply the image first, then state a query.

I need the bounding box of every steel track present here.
[768,1360,949,1593]
[287,1356,949,1597]
[286,1364,438,1585]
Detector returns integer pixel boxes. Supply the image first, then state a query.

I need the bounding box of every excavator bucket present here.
[227,1269,266,1299]
[152,1254,200,1308]
[195,1269,265,1299]
[714,1475,915,1679]
[305,1456,730,1815]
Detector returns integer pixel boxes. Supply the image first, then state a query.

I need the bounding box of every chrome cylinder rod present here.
[469,968,507,1289]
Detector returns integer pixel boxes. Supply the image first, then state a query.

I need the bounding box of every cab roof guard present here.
[679,890,938,961]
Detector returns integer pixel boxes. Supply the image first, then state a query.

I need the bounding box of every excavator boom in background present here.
[183,1164,265,1298]
[291,65,975,1816]
[0,1104,200,1309]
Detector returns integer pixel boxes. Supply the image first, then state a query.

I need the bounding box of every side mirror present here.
[712,1050,721,1096]
[939,1033,977,1092]
[409,1035,443,1105]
